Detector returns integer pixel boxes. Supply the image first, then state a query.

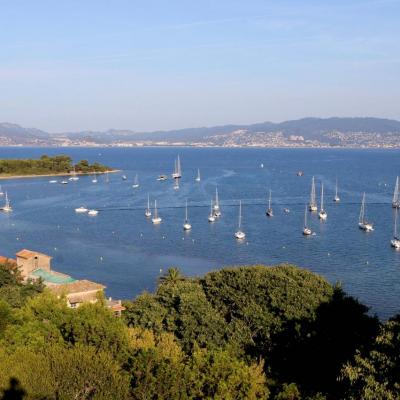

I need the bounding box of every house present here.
[1,249,125,315]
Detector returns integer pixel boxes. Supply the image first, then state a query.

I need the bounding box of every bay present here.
[0,147,399,318]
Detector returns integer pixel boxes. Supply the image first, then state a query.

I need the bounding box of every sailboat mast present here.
[359,193,365,224]
[304,205,308,227]
[394,177,399,204]
[311,176,316,205]
[395,209,398,238]
[268,190,271,209]
[238,201,242,229]
[215,188,219,207]
[185,200,188,222]
[321,184,324,211]
[154,200,158,219]
[147,195,150,211]
[335,179,338,197]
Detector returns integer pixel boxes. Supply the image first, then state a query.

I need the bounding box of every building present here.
[1,249,125,315]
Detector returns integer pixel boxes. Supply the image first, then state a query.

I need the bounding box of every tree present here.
[0,345,129,399]
[158,267,185,286]
[123,292,167,333]
[340,316,400,400]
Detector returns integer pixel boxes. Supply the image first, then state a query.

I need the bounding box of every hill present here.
[1,117,400,147]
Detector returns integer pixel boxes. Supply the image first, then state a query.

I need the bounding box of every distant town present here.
[1,117,400,148]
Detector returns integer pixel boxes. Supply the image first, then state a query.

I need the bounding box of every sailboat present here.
[208,199,216,222]
[318,183,327,220]
[2,192,12,212]
[303,205,312,235]
[195,169,201,182]
[105,171,110,183]
[0,185,4,196]
[309,176,317,211]
[333,179,340,202]
[121,175,127,181]
[391,209,400,248]
[392,176,400,208]
[145,195,152,217]
[213,188,221,217]
[234,200,246,240]
[266,190,273,217]
[92,172,98,183]
[172,155,182,179]
[132,174,140,188]
[152,200,162,224]
[183,200,192,231]
[358,193,374,232]
[69,166,79,181]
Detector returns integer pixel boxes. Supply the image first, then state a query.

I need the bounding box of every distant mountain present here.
[0,122,50,145]
[1,117,400,147]
[58,117,400,143]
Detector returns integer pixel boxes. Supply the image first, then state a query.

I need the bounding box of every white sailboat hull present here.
[318,211,327,220]
[359,222,374,231]
[235,230,246,240]
[391,238,400,248]
[183,223,192,231]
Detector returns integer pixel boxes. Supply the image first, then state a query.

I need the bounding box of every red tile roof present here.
[0,256,16,265]
[49,279,106,296]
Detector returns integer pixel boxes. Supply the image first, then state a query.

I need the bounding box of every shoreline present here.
[0,169,120,181]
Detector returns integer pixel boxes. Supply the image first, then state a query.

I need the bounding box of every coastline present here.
[0,169,121,181]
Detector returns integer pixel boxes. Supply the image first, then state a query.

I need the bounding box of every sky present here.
[0,0,399,132]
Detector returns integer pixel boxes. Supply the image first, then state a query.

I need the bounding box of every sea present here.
[0,147,399,319]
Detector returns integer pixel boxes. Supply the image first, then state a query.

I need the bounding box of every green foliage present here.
[3,293,129,359]
[125,328,268,399]
[340,316,400,399]
[275,383,301,400]
[0,155,110,176]
[0,263,44,308]
[0,345,129,400]
[0,262,392,399]
[63,301,130,360]
[123,292,168,333]
[187,347,268,400]
[156,280,227,352]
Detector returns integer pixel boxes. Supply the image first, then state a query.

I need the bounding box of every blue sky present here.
[0,0,399,132]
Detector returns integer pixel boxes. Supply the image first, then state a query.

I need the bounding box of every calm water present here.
[0,147,399,318]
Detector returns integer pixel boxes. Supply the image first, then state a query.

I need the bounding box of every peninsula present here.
[0,154,114,179]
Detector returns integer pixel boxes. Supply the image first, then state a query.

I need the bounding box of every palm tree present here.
[158,267,184,285]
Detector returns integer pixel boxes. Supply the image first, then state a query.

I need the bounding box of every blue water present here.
[0,147,399,318]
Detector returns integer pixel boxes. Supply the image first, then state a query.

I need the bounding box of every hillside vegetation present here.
[0,262,398,399]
